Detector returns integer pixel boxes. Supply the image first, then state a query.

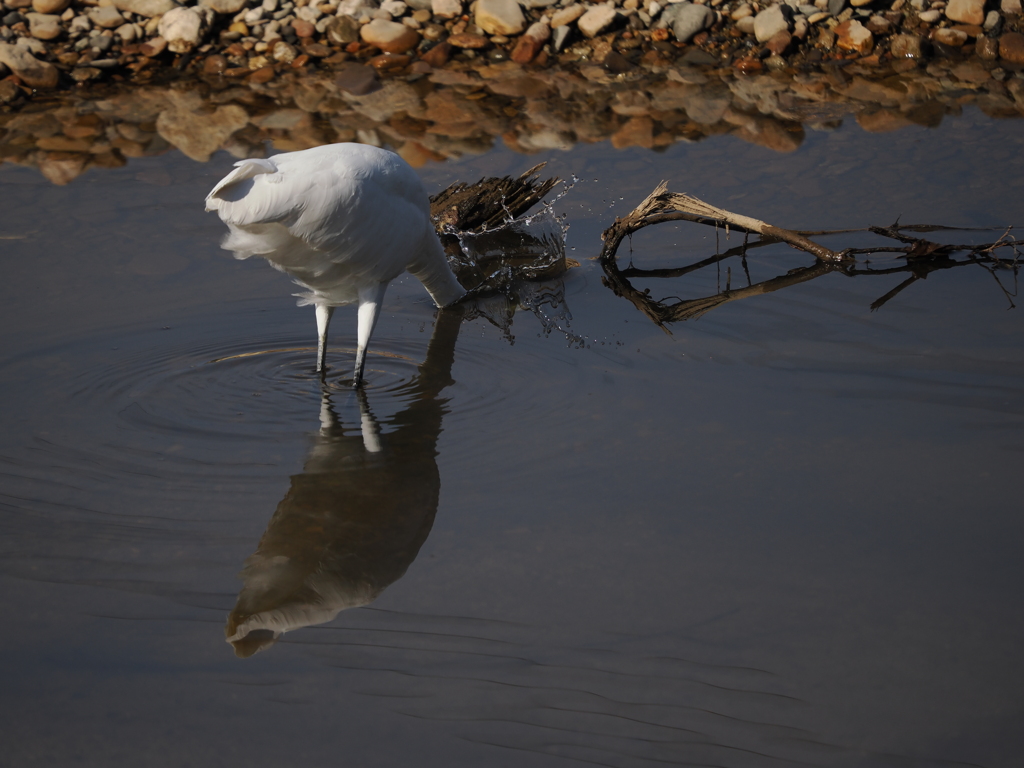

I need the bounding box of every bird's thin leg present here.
[352,282,388,388]
[315,304,334,375]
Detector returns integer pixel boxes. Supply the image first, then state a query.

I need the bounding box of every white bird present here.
[205,143,466,386]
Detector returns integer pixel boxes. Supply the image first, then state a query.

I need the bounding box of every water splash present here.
[444,177,583,346]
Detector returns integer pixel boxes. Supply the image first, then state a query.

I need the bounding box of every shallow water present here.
[1,107,1023,767]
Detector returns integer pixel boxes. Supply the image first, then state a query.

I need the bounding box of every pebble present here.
[360,17,420,51]
[158,7,205,52]
[766,28,792,52]
[0,40,58,87]
[888,31,922,56]
[999,31,1024,63]
[446,31,488,46]
[31,0,68,13]
[27,12,61,40]
[661,2,713,42]
[576,3,617,37]
[474,0,525,35]
[917,9,941,21]
[550,3,585,27]
[112,0,178,17]
[932,26,967,45]
[944,0,984,24]
[976,33,999,58]
[431,0,461,18]
[753,4,788,41]
[89,5,125,29]
[835,18,873,52]
[201,0,251,13]
[1001,0,1021,13]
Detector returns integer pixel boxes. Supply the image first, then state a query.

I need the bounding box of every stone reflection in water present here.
[225,310,461,657]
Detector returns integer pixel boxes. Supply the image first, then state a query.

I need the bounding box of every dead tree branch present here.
[599,182,842,264]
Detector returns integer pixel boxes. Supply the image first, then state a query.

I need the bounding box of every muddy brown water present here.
[1,107,1023,767]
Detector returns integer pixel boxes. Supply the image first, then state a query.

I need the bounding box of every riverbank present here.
[1,0,1023,183]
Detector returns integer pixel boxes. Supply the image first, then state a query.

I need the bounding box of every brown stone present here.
[31,0,69,12]
[368,53,411,69]
[999,31,1024,63]
[889,32,923,57]
[835,19,874,54]
[420,41,451,66]
[248,65,275,83]
[292,18,315,38]
[291,53,310,68]
[933,27,968,46]
[303,43,332,57]
[766,29,792,55]
[203,54,227,74]
[732,56,763,73]
[447,32,489,48]
[511,34,543,63]
[976,34,999,59]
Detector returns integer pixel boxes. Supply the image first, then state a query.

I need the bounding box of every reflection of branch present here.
[599,182,841,264]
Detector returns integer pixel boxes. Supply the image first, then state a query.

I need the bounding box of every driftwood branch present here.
[599,183,1020,329]
[599,181,841,264]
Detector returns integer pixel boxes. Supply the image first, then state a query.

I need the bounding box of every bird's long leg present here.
[352,282,388,388]
[315,304,334,376]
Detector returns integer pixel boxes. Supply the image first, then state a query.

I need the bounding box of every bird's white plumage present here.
[205,143,465,384]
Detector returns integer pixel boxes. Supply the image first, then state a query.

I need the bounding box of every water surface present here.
[1,107,1022,767]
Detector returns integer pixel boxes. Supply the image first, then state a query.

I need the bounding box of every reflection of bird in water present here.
[205,143,466,386]
[225,309,462,658]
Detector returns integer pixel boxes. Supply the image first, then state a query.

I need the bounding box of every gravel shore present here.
[1,0,1022,182]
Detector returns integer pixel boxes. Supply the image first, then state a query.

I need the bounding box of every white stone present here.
[475,0,525,35]
[111,0,178,17]
[917,8,940,21]
[577,3,617,36]
[431,0,461,17]
[550,2,584,25]
[115,20,137,38]
[944,0,983,23]
[736,13,754,31]
[753,3,787,40]
[380,0,406,14]
[158,6,204,52]
[523,18,549,38]
[200,0,248,13]
[1002,0,1021,14]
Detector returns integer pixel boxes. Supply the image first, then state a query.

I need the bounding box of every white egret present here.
[205,143,466,386]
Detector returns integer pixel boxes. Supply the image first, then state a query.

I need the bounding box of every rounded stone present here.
[26,12,61,40]
[753,4,788,42]
[31,0,69,14]
[359,17,420,52]
[998,31,1024,62]
[474,0,525,36]
[158,6,204,52]
[200,0,249,13]
[944,0,985,25]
